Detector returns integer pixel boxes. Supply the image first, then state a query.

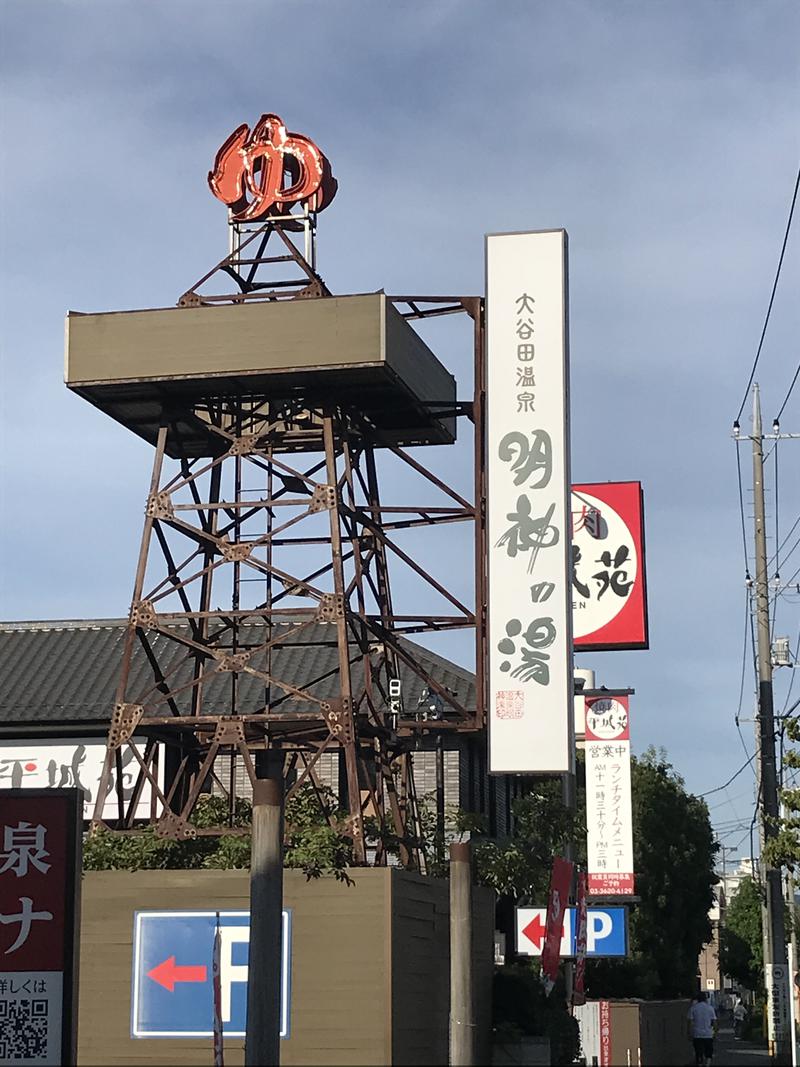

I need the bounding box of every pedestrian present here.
[733,994,747,1040]
[687,991,718,1066]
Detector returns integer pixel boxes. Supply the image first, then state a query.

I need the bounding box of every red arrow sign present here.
[147,955,208,992]
[522,913,546,950]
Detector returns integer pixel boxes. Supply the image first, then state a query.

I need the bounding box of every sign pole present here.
[244,775,284,1067]
[562,770,577,1004]
[449,841,475,1066]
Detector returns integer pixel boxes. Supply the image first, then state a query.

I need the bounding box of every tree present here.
[585,748,718,999]
[720,875,763,991]
[764,713,800,871]
[458,748,718,1000]
[465,780,576,900]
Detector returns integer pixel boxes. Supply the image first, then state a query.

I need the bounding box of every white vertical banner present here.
[585,696,635,895]
[766,963,792,1054]
[486,230,573,773]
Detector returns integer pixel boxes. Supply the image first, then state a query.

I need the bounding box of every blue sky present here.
[1,1,798,854]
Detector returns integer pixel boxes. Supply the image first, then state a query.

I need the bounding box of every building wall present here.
[213,748,462,816]
[78,867,493,1066]
[637,1000,692,1066]
[576,1000,691,1067]
[698,921,723,994]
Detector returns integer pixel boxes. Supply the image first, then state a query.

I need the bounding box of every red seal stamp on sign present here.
[495,690,525,720]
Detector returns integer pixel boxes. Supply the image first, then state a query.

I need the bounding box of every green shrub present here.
[84,788,354,882]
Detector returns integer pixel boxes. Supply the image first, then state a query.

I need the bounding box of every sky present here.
[1,0,798,857]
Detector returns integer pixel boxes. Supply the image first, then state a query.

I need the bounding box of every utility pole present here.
[751,382,792,1063]
[449,841,475,1066]
[245,767,284,1067]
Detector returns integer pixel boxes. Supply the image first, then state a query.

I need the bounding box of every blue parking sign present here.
[516,905,627,957]
[131,910,291,1039]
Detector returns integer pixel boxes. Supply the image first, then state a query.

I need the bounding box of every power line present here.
[781,554,800,589]
[708,788,757,811]
[779,630,800,716]
[735,441,751,578]
[734,165,800,425]
[735,591,756,762]
[770,512,800,569]
[775,360,800,424]
[774,436,780,573]
[699,754,756,797]
[778,531,800,576]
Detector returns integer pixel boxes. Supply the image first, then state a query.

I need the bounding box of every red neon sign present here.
[208,113,337,222]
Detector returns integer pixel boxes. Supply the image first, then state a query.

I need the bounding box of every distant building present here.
[720,857,757,901]
[697,857,758,996]
[698,883,726,996]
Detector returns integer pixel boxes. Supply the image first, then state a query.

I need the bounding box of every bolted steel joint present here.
[228,434,261,457]
[316,593,344,621]
[155,811,197,840]
[145,491,175,520]
[309,484,337,513]
[130,600,158,629]
[109,703,144,749]
[219,539,252,562]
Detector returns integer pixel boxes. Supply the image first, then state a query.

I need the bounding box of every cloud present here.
[1,0,798,821]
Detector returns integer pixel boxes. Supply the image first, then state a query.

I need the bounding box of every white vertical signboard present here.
[486,230,573,773]
[585,696,634,895]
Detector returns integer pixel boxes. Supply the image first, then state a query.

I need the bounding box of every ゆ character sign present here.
[209,114,338,222]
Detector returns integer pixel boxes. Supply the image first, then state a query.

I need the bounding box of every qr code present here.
[495,689,524,719]
[0,999,48,1061]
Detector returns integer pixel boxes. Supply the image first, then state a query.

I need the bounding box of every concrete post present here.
[245,777,284,1067]
[450,841,475,1066]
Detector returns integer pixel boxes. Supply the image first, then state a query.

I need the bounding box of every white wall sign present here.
[0,738,161,820]
[486,230,573,773]
[766,964,791,1047]
[585,696,634,895]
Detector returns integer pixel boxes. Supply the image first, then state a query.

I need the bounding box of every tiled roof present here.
[0,618,476,727]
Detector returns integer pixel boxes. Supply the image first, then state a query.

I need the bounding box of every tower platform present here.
[65,293,456,457]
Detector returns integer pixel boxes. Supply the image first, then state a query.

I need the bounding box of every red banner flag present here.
[540,856,574,990]
[573,871,588,1005]
[212,912,224,1067]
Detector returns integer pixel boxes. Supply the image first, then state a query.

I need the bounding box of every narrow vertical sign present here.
[486,230,573,773]
[599,1000,612,1066]
[212,912,224,1067]
[573,871,588,1005]
[540,856,573,989]
[585,696,634,895]
[0,789,82,1066]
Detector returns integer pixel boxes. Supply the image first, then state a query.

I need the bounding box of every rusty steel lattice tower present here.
[65,125,486,869]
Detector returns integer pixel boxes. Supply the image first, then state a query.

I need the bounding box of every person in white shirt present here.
[733,994,747,1039]
[687,992,718,1066]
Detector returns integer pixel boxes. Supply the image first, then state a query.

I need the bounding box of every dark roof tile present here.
[0,618,475,726]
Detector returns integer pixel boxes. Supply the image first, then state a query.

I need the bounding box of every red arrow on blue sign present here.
[147,956,208,992]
